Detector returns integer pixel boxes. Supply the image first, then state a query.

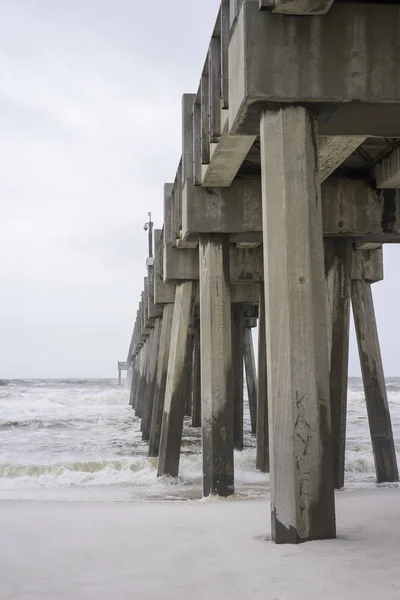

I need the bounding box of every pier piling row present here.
[125,0,400,544]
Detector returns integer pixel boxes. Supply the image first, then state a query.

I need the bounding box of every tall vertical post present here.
[149,303,174,457]
[351,248,399,484]
[244,325,257,435]
[325,238,352,490]
[118,365,122,386]
[260,106,336,543]
[135,342,148,418]
[184,331,194,417]
[142,318,162,442]
[139,331,153,429]
[199,234,234,497]
[192,318,201,428]
[157,282,194,478]
[232,304,244,450]
[256,285,269,472]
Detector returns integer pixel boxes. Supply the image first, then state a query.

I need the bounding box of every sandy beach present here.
[1,487,399,600]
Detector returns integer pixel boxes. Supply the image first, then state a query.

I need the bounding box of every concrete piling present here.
[191,318,201,428]
[256,285,269,473]
[352,249,399,484]
[149,303,174,458]
[141,317,162,442]
[243,321,257,436]
[232,303,245,451]
[325,238,352,490]
[199,234,234,497]
[260,106,336,543]
[157,281,195,478]
[123,0,400,545]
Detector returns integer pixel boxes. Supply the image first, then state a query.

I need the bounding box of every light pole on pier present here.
[143,212,154,258]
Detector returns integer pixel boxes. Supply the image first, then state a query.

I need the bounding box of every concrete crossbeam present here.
[319,136,367,182]
[201,134,256,187]
[184,178,400,242]
[182,179,262,239]
[259,0,333,14]
[375,146,400,189]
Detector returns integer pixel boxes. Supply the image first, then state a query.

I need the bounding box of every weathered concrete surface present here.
[141,317,162,442]
[319,136,367,182]
[182,179,262,239]
[244,326,257,435]
[325,239,352,490]
[256,285,269,472]
[351,275,399,484]
[184,178,400,243]
[229,2,400,136]
[149,304,174,458]
[260,0,334,15]
[192,319,201,428]
[154,230,176,304]
[232,304,245,451]
[201,134,256,187]
[375,146,400,189]
[322,182,400,241]
[352,248,384,284]
[157,282,195,478]
[163,245,198,282]
[260,106,335,543]
[200,234,234,497]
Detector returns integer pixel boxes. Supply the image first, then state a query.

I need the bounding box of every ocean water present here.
[0,377,399,501]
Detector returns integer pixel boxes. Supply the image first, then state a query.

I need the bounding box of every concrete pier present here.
[124,0,400,545]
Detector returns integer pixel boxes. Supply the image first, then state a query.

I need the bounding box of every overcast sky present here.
[1,0,399,378]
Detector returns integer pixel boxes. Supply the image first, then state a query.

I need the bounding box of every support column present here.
[256,285,269,472]
[139,331,153,428]
[351,249,399,484]
[199,234,234,497]
[134,344,147,417]
[118,368,122,386]
[192,318,201,428]
[129,357,138,407]
[232,304,244,450]
[184,332,194,418]
[149,304,174,457]
[325,238,352,490]
[157,282,195,477]
[142,317,162,442]
[244,326,257,435]
[260,106,336,543]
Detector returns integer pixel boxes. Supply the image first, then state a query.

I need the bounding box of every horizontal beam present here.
[201,133,256,187]
[375,146,400,189]
[184,178,400,242]
[260,0,334,14]
[319,136,367,182]
[163,243,263,283]
[230,2,400,136]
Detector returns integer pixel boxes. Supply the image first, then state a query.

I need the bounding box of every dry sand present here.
[1,487,399,599]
